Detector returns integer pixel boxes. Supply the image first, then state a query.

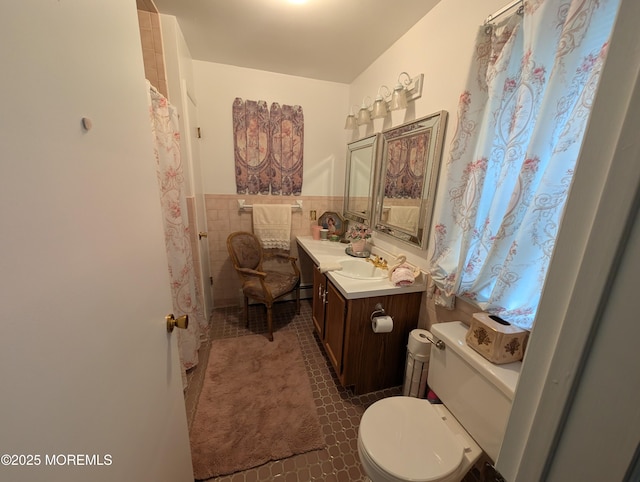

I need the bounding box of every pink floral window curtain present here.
[233,98,304,195]
[148,83,207,388]
[428,0,619,330]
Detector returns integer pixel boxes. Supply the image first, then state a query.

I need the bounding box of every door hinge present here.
[209,276,213,285]
[196,127,202,138]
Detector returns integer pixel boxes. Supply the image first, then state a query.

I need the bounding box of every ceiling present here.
[152,0,441,84]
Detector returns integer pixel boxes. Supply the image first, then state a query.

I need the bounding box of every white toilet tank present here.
[428,321,522,462]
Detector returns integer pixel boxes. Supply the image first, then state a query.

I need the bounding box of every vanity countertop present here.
[296,236,427,300]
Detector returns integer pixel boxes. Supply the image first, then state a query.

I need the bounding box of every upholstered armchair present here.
[226,231,300,341]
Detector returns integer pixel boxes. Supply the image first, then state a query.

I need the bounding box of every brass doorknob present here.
[166,314,189,333]
[198,231,208,239]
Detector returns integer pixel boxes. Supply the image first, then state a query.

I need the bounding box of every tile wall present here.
[137,7,168,98]
[205,194,343,307]
[422,289,479,330]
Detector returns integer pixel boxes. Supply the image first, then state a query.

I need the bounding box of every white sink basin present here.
[332,258,387,280]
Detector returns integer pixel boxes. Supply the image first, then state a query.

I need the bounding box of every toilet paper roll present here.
[371,315,393,333]
[407,329,433,361]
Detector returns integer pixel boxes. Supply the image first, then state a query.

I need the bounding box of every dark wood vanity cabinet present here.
[311,263,422,394]
[324,281,347,374]
[313,267,348,372]
[312,266,327,338]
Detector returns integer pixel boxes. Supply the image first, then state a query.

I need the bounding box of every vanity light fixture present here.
[344,72,424,129]
[390,83,408,110]
[390,72,415,110]
[371,85,392,119]
[344,105,359,130]
[356,97,373,126]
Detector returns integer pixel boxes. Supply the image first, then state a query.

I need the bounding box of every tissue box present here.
[466,312,528,364]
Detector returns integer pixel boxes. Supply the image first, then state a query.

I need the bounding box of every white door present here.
[0,3,192,482]
[182,82,214,316]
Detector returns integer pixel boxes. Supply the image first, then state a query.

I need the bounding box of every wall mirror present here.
[343,134,379,225]
[373,111,447,249]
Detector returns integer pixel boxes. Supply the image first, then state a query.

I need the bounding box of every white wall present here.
[189,0,505,203]
[161,14,197,196]
[346,0,507,263]
[545,202,640,481]
[161,14,197,106]
[192,61,349,196]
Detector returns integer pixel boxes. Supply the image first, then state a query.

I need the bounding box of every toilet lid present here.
[359,397,464,482]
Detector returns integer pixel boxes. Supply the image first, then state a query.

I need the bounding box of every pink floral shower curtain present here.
[428,0,618,330]
[148,83,207,388]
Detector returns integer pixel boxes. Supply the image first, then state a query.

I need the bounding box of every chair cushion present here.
[243,271,299,301]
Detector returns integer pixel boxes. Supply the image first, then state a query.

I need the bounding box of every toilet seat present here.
[358,397,465,482]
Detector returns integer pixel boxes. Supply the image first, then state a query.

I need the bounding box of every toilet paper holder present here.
[370,303,445,349]
[370,303,394,334]
[370,303,387,321]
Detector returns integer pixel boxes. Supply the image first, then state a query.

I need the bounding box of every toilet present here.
[358,321,522,482]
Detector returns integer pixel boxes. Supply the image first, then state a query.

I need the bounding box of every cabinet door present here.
[312,265,327,338]
[324,281,347,376]
[343,292,422,394]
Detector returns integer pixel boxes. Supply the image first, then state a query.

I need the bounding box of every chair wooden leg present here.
[296,286,300,314]
[267,305,274,342]
[244,295,249,328]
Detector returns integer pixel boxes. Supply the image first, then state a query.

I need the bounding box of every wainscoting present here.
[204,194,343,308]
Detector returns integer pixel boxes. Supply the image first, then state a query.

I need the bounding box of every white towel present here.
[319,263,343,273]
[387,205,419,231]
[252,204,292,250]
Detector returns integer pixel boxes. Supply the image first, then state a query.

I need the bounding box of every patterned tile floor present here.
[184,299,485,482]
